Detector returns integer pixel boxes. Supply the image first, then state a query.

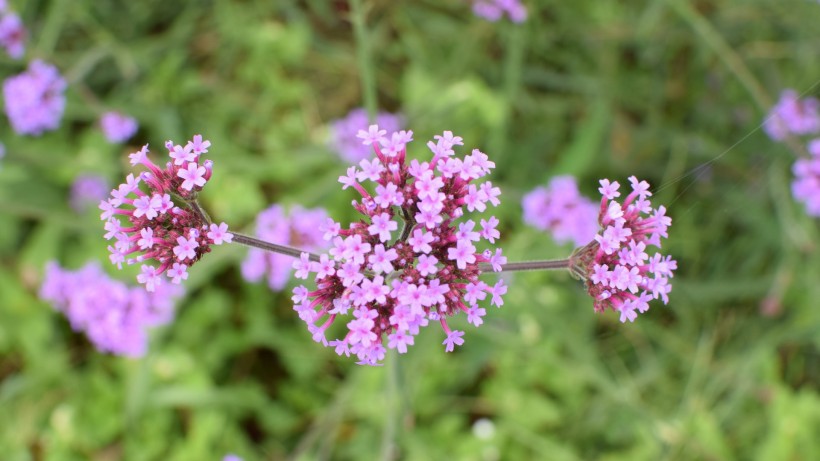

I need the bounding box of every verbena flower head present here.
[473,0,527,23]
[3,60,66,135]
[569,177,677,323]
[242,204,329,291]
[71,174,109,213]
[763,89,820,141]
[100,111,138,143]
[99,135,232,291]
[522,175,599,247]
[792,139,820,216]
[0,6,25,59]
[293,126,507,365]
[40,261,183,357]
[330,108,403,163]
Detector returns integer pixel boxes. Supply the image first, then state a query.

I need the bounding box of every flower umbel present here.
[100,135,230,291]
[100,111,138,143]
[3,60,66,135]
[522,175,599,247]
[293,127,506,365]
[569,177,676,323]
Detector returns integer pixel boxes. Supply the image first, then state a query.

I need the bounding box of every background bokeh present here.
[1,1,819,460]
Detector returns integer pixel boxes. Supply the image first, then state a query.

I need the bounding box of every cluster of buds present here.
[570,177,677,323]
[291,126,507,365]
[99,135,232,291]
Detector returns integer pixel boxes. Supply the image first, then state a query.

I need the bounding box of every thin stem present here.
[479,259,570,273]
[350,0,378,121]
[231,232,321,262]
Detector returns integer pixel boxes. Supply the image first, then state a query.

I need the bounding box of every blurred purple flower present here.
[763,89,820,141]
[241,205,329,291]
[40,261,183,357]
[473,0,527,23]
[100,111,138,143]
[569,177,676,323]
[3,60,66,135]
[293,127,505,365]
[70,174,109,213]
[791,138,820,216]
[222,456,243,461]
[522,175,599,247]
[0,4,25,59]
[330,108,403,163]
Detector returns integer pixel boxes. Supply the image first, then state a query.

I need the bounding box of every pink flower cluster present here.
[763,90,820,141]
[242,204,329,291]
[522,175,599,247]
[40,261,183,357]
[99,135,232,291]
[570,177,676,323]
[100,111,138,143]
[292,126,507,365]
[0,1,25,59]
[472,0,527,23]
[792,139,820,216]
[2,60,66,135]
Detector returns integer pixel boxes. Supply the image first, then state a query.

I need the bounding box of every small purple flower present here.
[791,139,820,216]
[293,127,505,365]
[569,177,677,322]
[222,455,243,461]
[0,7,25,59]
[100,136,230,291]
[473,0,527,23]
[70,174,109,213]
[522,175,599,247]
[330,108,404,163]
[763,89,820,141]
[100,111,138,143]
[40,261,183,357]
[3,60,66,136]
[241,205,329,291]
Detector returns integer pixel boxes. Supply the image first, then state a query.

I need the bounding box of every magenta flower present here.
[473,0,527,23]
[3,60,66,136]
[569,177,677,323]
[330,108,404,163]
[522,175,599,247]
[0,6,25,59]
[293,126,506,365]
[241,205,329,291]
[100,111,138,143]
[791,139,820,216]
[99,136,231,291]
[763,89,820,141]
[40,261,183,357]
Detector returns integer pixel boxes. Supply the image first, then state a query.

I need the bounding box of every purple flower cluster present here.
[763,89,820,141]
[70,174,109,213]
[100,111,138,144]
[99,135,233,291]
[242,204,329,291]
[3,60,66,135]
[472,0,527,23]
[522,175,599,247]
[792,139,820,216]
[330,108,403,163]
[569,177,676,323]
[40,261,183,357]
[292,126,507,365]
[0,1,25,59]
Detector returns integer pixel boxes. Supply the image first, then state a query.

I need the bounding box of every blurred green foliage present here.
[1,0,819,460]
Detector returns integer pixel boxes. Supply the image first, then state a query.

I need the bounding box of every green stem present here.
[350,0,378,120]
[231,232,321,262]
[479,259,570,273]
